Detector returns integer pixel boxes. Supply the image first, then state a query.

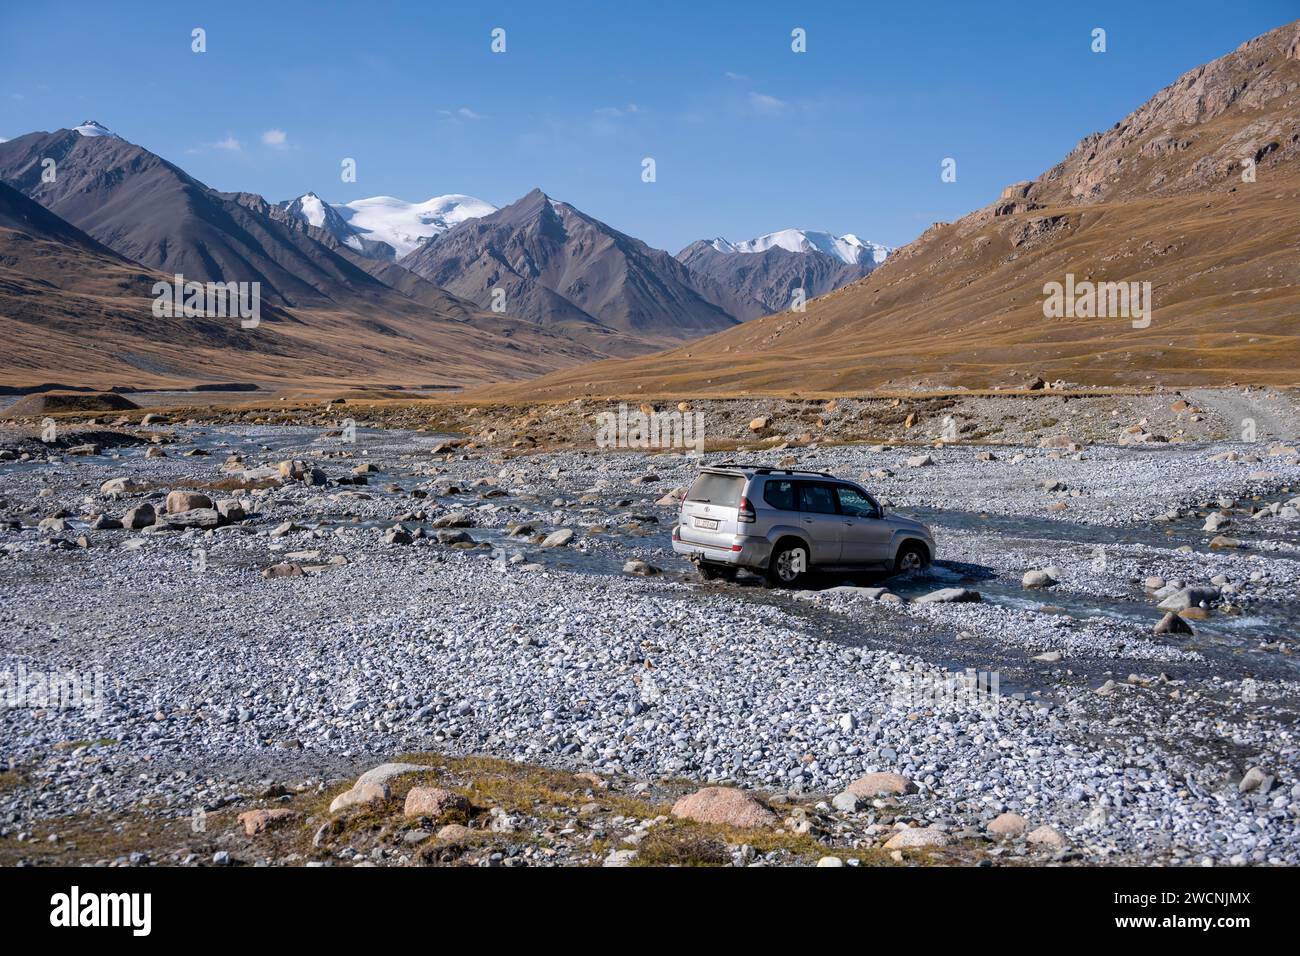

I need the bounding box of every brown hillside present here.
[0,184,612,390]
[485,21,1300,401]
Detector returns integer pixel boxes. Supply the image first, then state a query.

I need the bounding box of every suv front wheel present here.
[767,540,810,588]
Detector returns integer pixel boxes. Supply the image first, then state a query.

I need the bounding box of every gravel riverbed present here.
[1,420,1297,866]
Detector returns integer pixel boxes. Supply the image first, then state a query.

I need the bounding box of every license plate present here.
[694,517,719,530]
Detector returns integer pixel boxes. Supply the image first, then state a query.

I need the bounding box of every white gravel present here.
[1,424,1297,865]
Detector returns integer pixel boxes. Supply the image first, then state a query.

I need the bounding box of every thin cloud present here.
[439,107,484,120]
[186,135,243,154]
[748,92,787,114]
[724,71,749,81]
[594,104,639,118]
[261,128,288,148]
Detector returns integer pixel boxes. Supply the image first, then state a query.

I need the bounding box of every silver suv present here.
[671,465,935,586]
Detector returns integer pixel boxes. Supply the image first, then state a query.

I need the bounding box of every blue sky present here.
[1,1,1295,252]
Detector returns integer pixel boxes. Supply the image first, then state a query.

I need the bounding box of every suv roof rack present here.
[705,463,838,479]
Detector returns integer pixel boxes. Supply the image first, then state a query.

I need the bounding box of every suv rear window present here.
[686,472,744,507]
[763,479,796,511]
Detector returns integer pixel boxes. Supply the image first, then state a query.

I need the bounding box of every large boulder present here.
[831,792,862,813]
[845,772,914,798]
[384,526,413,545]
[240,465,282,482]
[913,587,981,604]
[1038,435,1083,450]
[1202,513,1231,533]
[122,503,157,530]
[436,823,474,843]
[238,808,298,836]
[100,477,149,495]
[823,585,890,600]
[1027,824,1067,848]
[278,460,326,485]
[404,787,471,820]
[431,511,474,528]
[1239,766,1275,794]
[1022,569,1057,589]
[329,762,428,813]
[541,528,575,548]
[215,499,246,523]
[163,508,222,529]
[1157,586,1219,612]
[278,459,308,481]
[261,563,303,579]
[1154,611,1194,635]
[987,812,1028,837]
[884,827,949,849]
[670,787,777,829]
[166,490,213,513]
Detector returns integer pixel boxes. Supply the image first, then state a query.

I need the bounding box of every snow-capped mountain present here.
[709,229,889,266]
[334,194,496,259]
[280,192,357,241]
[72,120,118,139]
[402,188,737,339]
[678,228,889,320]
[277,191,386,258]
[277,193,496,260]
[0,124,456,309]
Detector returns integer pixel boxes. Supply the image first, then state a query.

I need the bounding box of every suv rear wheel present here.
[894,541,930,574]
[767,540,810,588]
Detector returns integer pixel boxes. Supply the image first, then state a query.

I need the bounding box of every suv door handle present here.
[802,517,813,524]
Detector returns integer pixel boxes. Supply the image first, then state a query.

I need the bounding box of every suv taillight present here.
[738,496,756,523]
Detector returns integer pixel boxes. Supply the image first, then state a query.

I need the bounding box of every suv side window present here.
[836,485,880,518]
[763,479,797,511]
[798,481,839,515]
